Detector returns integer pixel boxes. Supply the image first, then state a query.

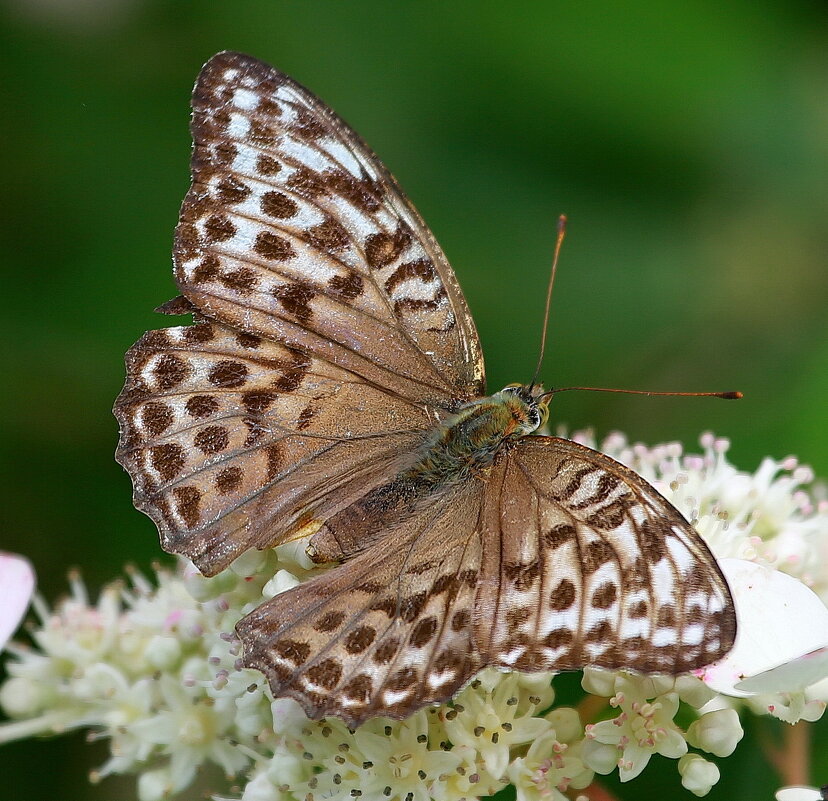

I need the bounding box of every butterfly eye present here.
[502,383,522,393]
[537,402,550,429]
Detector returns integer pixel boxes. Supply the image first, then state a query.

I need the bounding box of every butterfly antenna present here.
[530,214,567,390]
[547,386,743,400]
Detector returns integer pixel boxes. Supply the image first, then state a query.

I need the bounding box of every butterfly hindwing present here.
[476,437,737,674]
[237,482,485,726]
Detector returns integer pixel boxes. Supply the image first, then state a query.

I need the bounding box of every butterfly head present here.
[499,383,550,437]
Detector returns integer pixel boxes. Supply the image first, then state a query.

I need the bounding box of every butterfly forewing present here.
[174,51,484,406]
[476,438,736,673]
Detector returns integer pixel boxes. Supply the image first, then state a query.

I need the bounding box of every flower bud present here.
[137,767,173,801]
[146,635,182,670]
[678,754,720,796]
[545,707,582,743]
[687,708,743,756]
[581,667,618,697]
[262,570,300,599]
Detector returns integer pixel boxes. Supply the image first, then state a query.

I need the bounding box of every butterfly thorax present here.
[413,386,545,483]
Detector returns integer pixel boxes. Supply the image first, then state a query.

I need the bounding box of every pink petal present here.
[0,552,36,650]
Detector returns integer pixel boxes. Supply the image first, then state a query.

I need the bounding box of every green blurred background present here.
[1,0,826,798]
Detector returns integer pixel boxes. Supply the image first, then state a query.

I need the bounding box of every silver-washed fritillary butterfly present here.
[114,52,737,727]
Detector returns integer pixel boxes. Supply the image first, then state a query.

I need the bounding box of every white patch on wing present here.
[233,88,259,110]
[426,671,456,689]
[228,112,250,140]
[651,559,675,601]
[666,536,694,573]
[682,623,705,646]
[389,277,441,302]
[382,688,413,706]
[653,628,678,647]
[231,143,267,178]
[620,617,650,639]
[290,252,341,284]
[499,647,526,666]
[607,522,638,560]
[281,135,336,172]
[322,138,367,178]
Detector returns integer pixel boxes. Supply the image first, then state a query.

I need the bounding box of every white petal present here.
[699,559,828,697]
[736,646,828,694]
[775,787,824,801]
[0,553,35,650]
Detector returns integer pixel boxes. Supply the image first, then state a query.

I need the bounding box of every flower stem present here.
[760,720,811,785]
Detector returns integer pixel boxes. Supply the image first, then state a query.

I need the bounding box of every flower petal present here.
[0,553,35,650]
[698,559,828,697]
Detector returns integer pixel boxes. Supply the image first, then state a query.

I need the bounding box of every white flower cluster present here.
[1,432,826,801]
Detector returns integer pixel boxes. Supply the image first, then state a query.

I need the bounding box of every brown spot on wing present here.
[272,283,315,322]
[242,390,277,414]
[186,395,218,418]
[583,540,615,573]
[372,638,400,665]
[204,214,236,242]
[345,626,377,654]
[544,523,576,548]
[342,674,372,702]
[142,402,174,436]
[261,191,298,219]
[193,255,220,283]
[153,354,189,389]
[409,616,438,648]
[549,579,576,611]
[314,611,346,633]
[306,219,349,253]
[255,231,295,261]
[639,519,668,563]
[384,258,436,294]
[327,272,365,302]
[150,443,185,481]
[274,639,311,664]
[265,443,283,481]
[256,154,281,175]
[592,582,618,609]
[173,485,202,527]
[184,322,215,343]
[504,560,540,592]
[215,466,243,494]
[220,267,257,293]
[236,332,261,349]
[216,177,250,204]
[306,659,342,690]
[208,360,249,388]
[194,425,229,454]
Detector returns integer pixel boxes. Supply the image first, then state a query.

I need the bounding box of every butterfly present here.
[114,51,736,727]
